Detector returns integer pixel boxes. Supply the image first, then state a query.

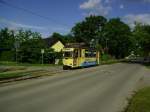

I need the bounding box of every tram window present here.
[85,51,89,57]
[64,52,72,57]
[85,50,96,57]
[93,52,96,57]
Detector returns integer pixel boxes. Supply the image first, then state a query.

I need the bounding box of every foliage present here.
[0,51,14,61]
[72,15,107,44]
[103,18,132,59]
[17,30,46,63]
[0,28,46,63]
[43,48,63,64]
[101,54,113,61]
[0,28,15,49]
[0,28,15,61]
[51,32,75,44]
[132,23,150,56]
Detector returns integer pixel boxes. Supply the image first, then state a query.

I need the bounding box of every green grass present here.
[101,59,123,65]
[144,63,150,68]
[0,72,31,80]
[124,87,150,112]
[0,61,60,66]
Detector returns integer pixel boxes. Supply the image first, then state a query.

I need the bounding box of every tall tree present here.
[0,28,15,61]
[51,32,64,42]
[71,15,107,44]
[17,30,45,63]
[132,23,150,56]
[0,28,15,49]
[103,18,132,58]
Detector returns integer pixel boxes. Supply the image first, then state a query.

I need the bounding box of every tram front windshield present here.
[64,52,73,57]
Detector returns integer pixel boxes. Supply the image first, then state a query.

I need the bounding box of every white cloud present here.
[105,0,111,4]
[0,17,70,37]
[0,17,45,30]
[80,0,100,9]
[123,14,150,28]
[144,0,150,3]
[79,0,111,16]
[120,4,124,9]
[11,22,45,30]
[126,0,150,3]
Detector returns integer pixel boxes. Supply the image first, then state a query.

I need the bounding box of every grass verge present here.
[101,59,123,65]
[0,61,60,66]
[0,72,31,80]
[144,63,150,68]
[124,87,150,112]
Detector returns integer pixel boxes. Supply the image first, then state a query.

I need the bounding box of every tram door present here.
[73,49,81,67]
[73,49,78,66]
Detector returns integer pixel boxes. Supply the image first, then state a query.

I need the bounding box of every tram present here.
[63,43,100,69]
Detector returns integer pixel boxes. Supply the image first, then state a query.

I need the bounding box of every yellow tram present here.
[63,43,100,69]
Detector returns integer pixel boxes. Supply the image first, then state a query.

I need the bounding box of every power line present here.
[0,0,69,27]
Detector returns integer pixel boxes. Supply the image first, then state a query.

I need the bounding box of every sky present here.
[0,0,150,38]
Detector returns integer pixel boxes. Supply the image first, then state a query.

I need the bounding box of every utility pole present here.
[16,47,17,63]
[14,41,20,64]
[106,38,108,49]
[105,38,109,53]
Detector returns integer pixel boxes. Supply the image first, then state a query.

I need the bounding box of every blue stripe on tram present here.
[81,61,97,67]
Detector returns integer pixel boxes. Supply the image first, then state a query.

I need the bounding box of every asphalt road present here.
[0,63,149,112]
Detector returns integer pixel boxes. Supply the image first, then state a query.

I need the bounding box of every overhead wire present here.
[0,0,69,28]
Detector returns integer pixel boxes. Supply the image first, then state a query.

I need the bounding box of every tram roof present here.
[65,43,88,48]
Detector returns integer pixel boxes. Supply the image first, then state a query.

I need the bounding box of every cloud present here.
[120,4,124,9]
[123,14,150,28]
[0,17,70,37]
[80,0,100,9]
[105,0,111,4]
[0,17,45,30]
[79,0,111,16]
[143,0,150,2]
[122,0,150,3]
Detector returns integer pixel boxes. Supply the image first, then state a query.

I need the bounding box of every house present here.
[44,37,64,52]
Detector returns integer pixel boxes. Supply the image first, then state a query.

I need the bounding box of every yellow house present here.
[44,37,64,52]
[51,41,64,52]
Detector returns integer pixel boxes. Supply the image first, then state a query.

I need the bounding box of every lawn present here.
[124,87,150,112]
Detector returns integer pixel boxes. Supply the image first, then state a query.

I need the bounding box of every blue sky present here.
[0,0,150,37]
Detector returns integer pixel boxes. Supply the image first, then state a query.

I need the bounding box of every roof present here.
[65,43,88,48]
[43,37,63,47]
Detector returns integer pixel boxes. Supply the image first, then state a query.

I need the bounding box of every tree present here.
[103,18,132,58]
[132,23,150,56]
[71,15,107,44]
[17,30,46,63]
[50,32,75,44]
[62,34,75,43]
[0,28,15,61]
[51,32,64,42]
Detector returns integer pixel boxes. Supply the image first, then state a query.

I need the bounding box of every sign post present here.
[41,49,45,65]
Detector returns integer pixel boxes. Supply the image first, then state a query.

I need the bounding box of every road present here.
[0,63,149,112]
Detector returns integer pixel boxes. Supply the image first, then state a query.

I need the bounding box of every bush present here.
[0,50,15,61]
